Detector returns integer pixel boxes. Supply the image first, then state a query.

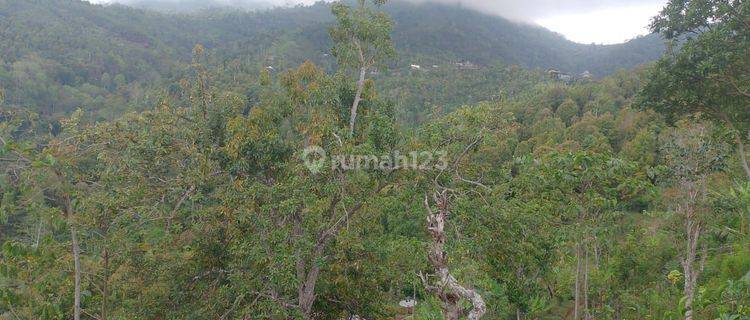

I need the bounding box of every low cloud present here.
[91,0,665,21]
[404,0,664,21]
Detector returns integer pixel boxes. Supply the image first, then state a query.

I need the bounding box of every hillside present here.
[0,0,664,119]
[2,0,750,319]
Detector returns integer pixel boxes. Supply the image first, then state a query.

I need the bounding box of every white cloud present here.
[535,2,667,44]
[85,0,668,44]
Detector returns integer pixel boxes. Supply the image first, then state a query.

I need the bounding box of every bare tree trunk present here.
[682,219,702,320]
[680,181,705,320]
[349,66,367,136]
[66,196,82,320]
[421,191,486,320]
[71,221,82,320]
[102,247,109,320]
[734,131,750,180]
[719,113,750,180]
[574,242,581,320]
[584,247,590,320]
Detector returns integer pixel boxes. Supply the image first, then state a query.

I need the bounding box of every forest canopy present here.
[1,0,749,319]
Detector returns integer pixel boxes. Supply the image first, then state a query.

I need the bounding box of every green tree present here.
[329,0,395,136]
[639,0,750,178]
[660,119,729,320]
[532,151,650,320]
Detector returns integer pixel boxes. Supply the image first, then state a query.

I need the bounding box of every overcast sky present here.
[88,0,668,44]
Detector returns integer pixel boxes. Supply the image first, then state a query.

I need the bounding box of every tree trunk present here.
[422,191,486,320]
[614,294,622,320]
[66,196,82,320]
[682,220,701,320]
[102,247,109,320]
[680,181,703,320]
[298,242,324,320]
[719,113,750,180]
[584,247,590,320]
[734,131,750,180]
[293,209,317,320]
[573,242,582,320]
[349,66,367,136]
[71,221,82,320]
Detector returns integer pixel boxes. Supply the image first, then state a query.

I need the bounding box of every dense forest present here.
[0,0,664,120]
[1,0,749,319]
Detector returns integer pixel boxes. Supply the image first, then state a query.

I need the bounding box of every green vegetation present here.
[1,0,749,319]
[0,0,663,120]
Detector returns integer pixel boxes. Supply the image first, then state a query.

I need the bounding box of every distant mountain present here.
[115,0,274,13]
[0,0,664,117]
[382,1,664,75]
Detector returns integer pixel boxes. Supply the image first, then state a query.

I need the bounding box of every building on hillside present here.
[547,69,573,82]
[410,64,422,70]
[454,60,480,70]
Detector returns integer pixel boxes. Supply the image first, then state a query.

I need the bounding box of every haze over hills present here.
[0,0,664,118]
[98,0,666,74]
[111,0,276,13]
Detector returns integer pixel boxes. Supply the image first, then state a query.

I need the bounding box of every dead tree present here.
[420,189,486,320]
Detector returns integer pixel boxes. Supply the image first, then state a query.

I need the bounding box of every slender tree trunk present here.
[35,219,42,248]
[574,242,581,320]
[680,181,704,320]
[734,131,750,180]
[102,247,109,320]
[66,196,82,320]
[719,113,750,180]
[293,209,315,320]
[682,220,701,320]
[584,247,590,320]
[349,65,367,136]
[614,294,622,320]
[71,222,82,320]
[297,239,325,320]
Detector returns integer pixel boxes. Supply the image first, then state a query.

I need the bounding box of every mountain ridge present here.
[0,0,664,117]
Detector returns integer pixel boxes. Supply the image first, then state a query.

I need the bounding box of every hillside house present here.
[454,60,480,70]
[547,69,572,82]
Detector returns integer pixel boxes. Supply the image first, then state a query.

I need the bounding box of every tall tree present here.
[660,119,728,320]
[638,0,750,178]
[533,151,650,320]
[329,0,395,136]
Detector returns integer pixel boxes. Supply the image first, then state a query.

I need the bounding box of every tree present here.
[329,0,395,136]
[660,119,728,320]
[638,0,750,179]
[415,105,519,319]
[221,62,396,318]
[421,189,486,320]
[3,109,98,320]
[533,151,650,320]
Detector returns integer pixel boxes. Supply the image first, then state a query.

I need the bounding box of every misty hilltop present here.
[2,0,664,75]
[0,0,664,120]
